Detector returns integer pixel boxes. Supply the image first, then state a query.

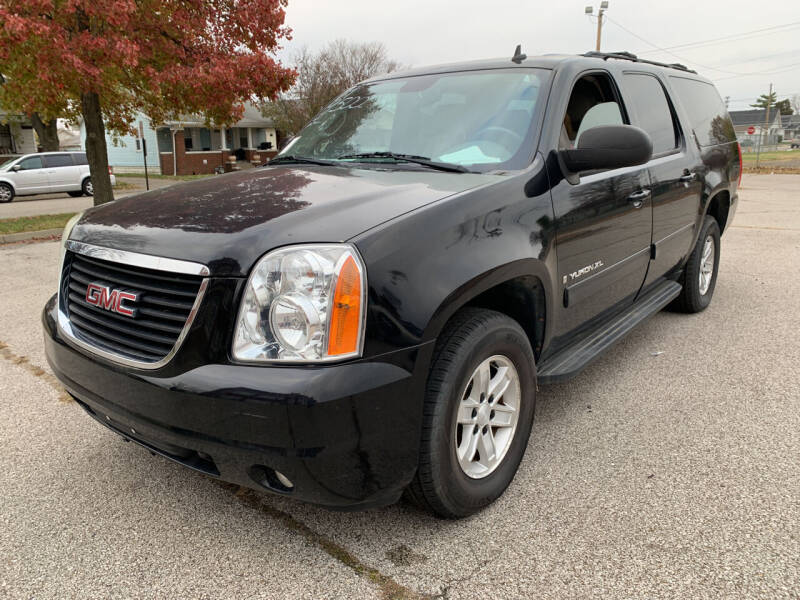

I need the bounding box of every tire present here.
[67,191,83,197]
[406,308,536,518]
[0,182,14,203]
[82,178,93,196]
[671,215,721,313]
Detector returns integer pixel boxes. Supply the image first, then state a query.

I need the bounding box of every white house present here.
[0,112,36,155]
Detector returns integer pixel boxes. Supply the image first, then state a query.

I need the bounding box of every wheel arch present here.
[0,177,17,193]
[422,259,551,362]
[705,189,731,234]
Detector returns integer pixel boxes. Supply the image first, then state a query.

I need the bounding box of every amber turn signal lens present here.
[327,255,362,356]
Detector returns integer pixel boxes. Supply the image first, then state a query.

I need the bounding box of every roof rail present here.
[581,51,697,74]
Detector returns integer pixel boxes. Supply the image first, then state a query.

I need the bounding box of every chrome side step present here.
[537,280,682,384]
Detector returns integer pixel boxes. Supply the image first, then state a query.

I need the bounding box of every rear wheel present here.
[67,191,83,197]
[0,183,13,203]
[671,215,720,313]
[406,308,536,518]
[82,178,93,196]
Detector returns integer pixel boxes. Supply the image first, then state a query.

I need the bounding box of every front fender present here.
[422,258,552,343]
[0,176,17,192]
[353,160,557,360]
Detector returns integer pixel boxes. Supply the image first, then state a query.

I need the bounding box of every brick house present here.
[85,103,279,175]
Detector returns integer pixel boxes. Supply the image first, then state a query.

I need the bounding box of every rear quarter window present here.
[669,77,735,147]
[73,153,88,165]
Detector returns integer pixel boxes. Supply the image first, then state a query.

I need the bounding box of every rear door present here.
[619,72,702,289]
[43,153,78,191]
[10,155,49,194]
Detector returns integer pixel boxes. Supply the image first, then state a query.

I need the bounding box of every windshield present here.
[281,68,548,172]
[0,157,20,170]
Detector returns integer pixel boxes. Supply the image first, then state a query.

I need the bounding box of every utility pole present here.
[585,2,609,52]
[756,83,773,168]
[138,120,150,191]
[763,82,773,151]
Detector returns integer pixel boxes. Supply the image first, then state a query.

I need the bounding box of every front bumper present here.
[43,295,433,509]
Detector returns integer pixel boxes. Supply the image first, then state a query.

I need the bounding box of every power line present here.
[712,62,800,81]
[709,49,800,69]
[637,21,800,53]
[604,16,800,78]
[603,16,750,75]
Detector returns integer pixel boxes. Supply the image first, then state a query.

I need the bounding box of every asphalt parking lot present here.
[1,174,798,599]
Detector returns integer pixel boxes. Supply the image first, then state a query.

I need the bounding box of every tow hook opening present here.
[248,464,295,494]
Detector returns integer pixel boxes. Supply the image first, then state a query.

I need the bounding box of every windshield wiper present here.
[336,152,470,173]
[268,155,338,167]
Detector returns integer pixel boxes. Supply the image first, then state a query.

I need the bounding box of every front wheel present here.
[0,182,14,203]
[671,215,721,313]
[82,178,93,196]
[406,308,536,518]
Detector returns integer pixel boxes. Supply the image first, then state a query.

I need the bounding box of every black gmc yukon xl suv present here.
[43,51,740,517]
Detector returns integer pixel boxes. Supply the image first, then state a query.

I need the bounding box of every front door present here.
[551,167,653,336]
[549,71,653,339]
[11,155,49,194]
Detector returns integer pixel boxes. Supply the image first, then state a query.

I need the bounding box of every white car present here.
[0,152,116,203]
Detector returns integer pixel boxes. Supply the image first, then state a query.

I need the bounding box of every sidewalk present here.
[0,176,178,219]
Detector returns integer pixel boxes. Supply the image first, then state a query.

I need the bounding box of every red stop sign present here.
[747,126,756,135]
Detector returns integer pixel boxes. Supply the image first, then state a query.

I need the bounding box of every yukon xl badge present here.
[85,283,140,318]
[563,260,604,285]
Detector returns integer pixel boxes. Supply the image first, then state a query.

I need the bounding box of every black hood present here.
[70,165,492,276]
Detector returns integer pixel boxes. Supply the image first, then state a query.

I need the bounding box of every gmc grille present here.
[60,251,205,364]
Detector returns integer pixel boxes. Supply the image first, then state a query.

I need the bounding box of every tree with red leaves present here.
[0,0,296,204]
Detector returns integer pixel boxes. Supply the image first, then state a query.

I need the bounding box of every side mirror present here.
[11,164,21,172]
[560,125,653,173]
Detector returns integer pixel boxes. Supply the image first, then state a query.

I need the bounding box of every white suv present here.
[0,152,116,203]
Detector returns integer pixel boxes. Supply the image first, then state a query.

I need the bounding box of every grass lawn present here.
[741,149,800,163]
[114,181,138,190]
[117,173,213,181]
[0,212,77,235]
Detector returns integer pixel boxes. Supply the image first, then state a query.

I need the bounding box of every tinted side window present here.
[44,154,74,168]
[18,156,43,170]
[622,73,677,154]
[73,153,88,165]
[669,77,735,147]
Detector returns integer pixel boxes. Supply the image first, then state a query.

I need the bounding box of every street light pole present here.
[585,2,609,52]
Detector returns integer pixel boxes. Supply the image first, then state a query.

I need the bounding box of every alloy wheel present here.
[453,354,521,479]
[699,234,715,295]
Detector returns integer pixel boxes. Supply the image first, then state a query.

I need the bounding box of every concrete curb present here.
[0,228,62,245]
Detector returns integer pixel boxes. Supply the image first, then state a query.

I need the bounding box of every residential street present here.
[0,177,179,219]
[0,174,798,599]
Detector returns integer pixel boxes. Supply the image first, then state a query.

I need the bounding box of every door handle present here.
[679,171,695,182]
[627,189,651,208]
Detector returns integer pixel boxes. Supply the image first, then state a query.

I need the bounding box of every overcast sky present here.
[278,0,800,112]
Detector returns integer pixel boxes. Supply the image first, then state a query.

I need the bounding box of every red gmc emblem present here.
[85,283,140,317]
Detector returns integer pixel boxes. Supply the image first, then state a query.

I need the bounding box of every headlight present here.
[232,244,366,363]
[58,212,83,279]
